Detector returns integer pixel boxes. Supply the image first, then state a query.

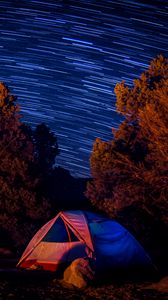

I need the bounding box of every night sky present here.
[0,0,167,178]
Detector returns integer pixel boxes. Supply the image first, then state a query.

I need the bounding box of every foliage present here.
[0,82,50,250]
[33,123,59,175]
[26,123,60,205]
[86,55,168,225]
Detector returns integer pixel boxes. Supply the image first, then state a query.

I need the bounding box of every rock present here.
[143,276,168,293]
[62,258,95,289]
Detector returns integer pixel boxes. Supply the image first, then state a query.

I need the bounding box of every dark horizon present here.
[0,0,167,177]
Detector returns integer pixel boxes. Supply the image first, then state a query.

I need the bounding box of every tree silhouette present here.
[33,123,59,175]
[86,55,168,225]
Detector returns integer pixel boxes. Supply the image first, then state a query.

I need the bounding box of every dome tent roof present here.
[17,210,153,272]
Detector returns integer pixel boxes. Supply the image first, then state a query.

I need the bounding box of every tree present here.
[86,55,168,225]
[33,123,59,175]
[0,82,50,250]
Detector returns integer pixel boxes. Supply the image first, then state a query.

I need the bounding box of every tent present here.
[17,210,153,272]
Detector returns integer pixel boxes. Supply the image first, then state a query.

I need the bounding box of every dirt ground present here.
[0,260,168,300]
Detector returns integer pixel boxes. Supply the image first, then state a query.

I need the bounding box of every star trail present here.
[0,0,167,177]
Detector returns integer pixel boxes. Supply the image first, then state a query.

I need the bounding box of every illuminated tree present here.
[0,83,50,249]
[86,55,168,225]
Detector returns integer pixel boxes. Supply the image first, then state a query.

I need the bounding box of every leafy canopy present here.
[86,55,168,224]
[0,83,51,248]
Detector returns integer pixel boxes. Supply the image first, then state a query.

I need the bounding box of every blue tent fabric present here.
[43,217,79,243]
[85,212,152,270]
[89,221,150,267]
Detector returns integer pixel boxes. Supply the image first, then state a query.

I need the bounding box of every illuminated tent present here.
[17,210,153,272]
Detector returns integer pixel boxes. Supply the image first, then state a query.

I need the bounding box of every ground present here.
[0,259,167,300]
